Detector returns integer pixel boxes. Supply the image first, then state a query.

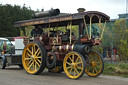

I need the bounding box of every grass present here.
[103,62,128,78]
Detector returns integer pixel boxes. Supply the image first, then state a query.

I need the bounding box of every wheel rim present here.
[85,52,103,77]
[63,52,84,79]
[22,43,42,74]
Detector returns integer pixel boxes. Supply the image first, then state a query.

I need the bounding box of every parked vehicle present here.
[0,38,23,69]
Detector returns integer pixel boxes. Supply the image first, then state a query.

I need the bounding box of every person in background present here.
[31,25,43,37]
[1,41,10,53]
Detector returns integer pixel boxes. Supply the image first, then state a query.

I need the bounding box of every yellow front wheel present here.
[22,42,46,75]
[63,51,85,79]
[85,51,104,77]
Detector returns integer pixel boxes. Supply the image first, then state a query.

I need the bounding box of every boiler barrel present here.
[32,9,60,18]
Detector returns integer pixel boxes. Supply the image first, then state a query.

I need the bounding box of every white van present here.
[0,38,15,46]
[0,38,12,46]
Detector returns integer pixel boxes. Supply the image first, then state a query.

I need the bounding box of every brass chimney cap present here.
[77,8,85,13]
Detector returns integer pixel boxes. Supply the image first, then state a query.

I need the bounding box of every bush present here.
[117,40,128,61]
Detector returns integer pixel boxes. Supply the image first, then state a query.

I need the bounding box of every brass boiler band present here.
[52,44,74,52]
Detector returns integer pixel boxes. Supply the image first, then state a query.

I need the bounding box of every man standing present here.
[1,41,10,53]
[31,25,43,37]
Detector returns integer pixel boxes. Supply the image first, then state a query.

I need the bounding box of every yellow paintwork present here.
[63,52,84,79]
[85,52,103,77]
[22,43,42,74]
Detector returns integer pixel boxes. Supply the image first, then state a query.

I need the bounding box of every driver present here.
[31,25,43,37]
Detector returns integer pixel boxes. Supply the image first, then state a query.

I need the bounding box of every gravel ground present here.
[0,66,128,85]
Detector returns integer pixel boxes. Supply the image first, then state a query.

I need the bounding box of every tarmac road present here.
[0,66,128,85]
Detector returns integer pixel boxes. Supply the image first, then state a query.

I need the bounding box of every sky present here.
[0,0,126,19]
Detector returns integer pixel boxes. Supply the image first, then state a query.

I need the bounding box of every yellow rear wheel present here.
[22,42,46,75]
[85,51,104,77]
[63,51,85,79]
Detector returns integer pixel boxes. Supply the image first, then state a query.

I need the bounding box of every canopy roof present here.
[14,11,110,28]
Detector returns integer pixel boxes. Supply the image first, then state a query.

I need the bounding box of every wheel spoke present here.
[66,62,71,65]
[74,68,80,74]
[28,61,33,70]
[96,60,102,64]
[96,64,101,69]
[76,62,82,65]
[88,54,93,60]
[92,57,95,61]
[75,57,79,63]
[33,61,34,70]
[68,56,73,63]
[37,59,41,64]
[36,51,41,57]
[27,53,31,57]
[32,45,34,55]
[27,60,32,66]
[35,61,37,71]
[34,48,39,56]
[33,45,36,54]
[69,67,73,74]
[66,66,72,70]
[93,55,97,60]
[34,56,42,59]
[74,68,76,77]
[87,66,93,72]
[27,48,32,55]
[25,58,31,61]
[35,60,40,67]
[94,56,99,62]
[90,54,96,61]
[94,67,98,73]
[72,54,74,63]
[92,67,95,74]
[77,65,82,69]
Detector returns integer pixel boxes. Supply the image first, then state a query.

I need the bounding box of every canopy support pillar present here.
[89,16,92,40]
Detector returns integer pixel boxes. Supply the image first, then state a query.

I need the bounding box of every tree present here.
[102,24,112,47]
[0,4,34,37]
[112,19,128,61]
